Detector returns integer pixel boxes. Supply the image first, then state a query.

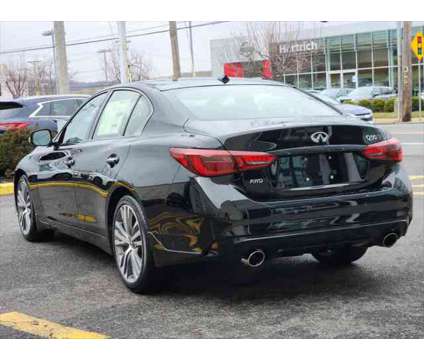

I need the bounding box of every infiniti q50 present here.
[14,78,412,293]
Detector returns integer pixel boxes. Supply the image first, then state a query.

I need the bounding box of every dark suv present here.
[0,95,88,135]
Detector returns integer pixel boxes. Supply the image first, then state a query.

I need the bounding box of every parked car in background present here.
[305,89,321,95]
[339,86,396,102]
[314,93,374,122]
[0,95,88,135]
[320,87,352,100]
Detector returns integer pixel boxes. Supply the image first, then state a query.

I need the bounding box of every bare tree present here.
[2,62,28,98]
[103,48,151,83]
[27,60,56,95]
[220,22,320,81]
[128,51,151,81]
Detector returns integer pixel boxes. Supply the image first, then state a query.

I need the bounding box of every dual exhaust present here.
[240,232,399,267]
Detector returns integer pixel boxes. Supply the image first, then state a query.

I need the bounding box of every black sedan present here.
[14,78,412,293]
[0,95,88,135]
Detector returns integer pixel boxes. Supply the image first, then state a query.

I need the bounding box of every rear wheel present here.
[112,195,160,294]
[312,246,367,266]
[15,175,53,242]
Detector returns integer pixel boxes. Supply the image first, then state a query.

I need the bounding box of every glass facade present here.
[280,26,424,94]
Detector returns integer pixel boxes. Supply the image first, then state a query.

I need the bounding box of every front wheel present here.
[15,175,53,242]
[312,246,367,266]
[112,195,160,294]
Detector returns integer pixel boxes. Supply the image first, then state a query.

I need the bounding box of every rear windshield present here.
[0,102,26,121]
[167,85,339,120]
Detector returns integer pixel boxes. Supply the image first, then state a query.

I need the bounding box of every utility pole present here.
[169,21,181,80]
[401,21,412,122]
[117,21,129,83]
[53,22,69,94]
[97,49,111,81]
[397,22,403,122]
[188,21,195,77]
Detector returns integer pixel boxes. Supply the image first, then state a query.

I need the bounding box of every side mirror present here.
[30,129,53,147]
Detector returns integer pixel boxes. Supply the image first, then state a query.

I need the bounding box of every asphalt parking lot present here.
[0,122,423,339]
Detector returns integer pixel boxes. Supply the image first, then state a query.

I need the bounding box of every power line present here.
[0,21,230,56]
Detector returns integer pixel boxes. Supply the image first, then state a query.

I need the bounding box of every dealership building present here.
[210,22,424,92]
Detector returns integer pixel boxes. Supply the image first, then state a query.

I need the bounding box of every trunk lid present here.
[184,116,393,200]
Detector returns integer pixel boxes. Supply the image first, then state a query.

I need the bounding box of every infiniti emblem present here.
[310,131,330,144]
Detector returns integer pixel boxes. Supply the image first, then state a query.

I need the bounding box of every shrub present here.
[0,129,33,179]
[412,96,421,112]
[370,99,386,112]
[357,99,372,110]
[383,98,396,112]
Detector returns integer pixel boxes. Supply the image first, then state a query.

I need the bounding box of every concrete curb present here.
[0,183,14,196]
[374,118,424,124]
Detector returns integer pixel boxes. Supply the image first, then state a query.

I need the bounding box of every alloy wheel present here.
[113,204,145,283]
[16,179,32,236]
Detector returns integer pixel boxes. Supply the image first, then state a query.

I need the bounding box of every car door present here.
[70,89,142,236]
[35,92,108,227]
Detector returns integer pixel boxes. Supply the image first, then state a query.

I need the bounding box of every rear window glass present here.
[51,99,83,116]
[0,102,26,121]
[167,85,339,120]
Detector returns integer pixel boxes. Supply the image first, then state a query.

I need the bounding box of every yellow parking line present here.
[0,312,108,339]
[0,183,13,196]
[412,184,424,188]
[414,192,424,196]
[410,175,424,181]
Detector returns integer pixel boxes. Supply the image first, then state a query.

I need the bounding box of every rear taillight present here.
[169,148,276,177]
[0,121,29,130]
[362,138,403,162]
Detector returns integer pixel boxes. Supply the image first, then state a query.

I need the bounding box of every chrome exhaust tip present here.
[381,232,399,248]
[241,249,266,268]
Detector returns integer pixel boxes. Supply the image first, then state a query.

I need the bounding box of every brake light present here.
[362,138,403,162]
[169,148,276,177]
[0,121,29,130]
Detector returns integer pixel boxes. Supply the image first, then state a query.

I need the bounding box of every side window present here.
[124,96,152,137]
[61,93,107,145]
[93,90,139,139]
[76,98,86,106]
[36,102,51,116]
[51,99,82,116]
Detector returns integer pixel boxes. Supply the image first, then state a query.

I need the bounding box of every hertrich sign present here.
[277,40,320,54]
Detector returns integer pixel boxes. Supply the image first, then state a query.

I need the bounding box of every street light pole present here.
[97,49,111,81]
[42,29,57,93]
[27,60,41,95]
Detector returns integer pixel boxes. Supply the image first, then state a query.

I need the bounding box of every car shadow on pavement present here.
[52,233,383,301]
[155,258,382,301]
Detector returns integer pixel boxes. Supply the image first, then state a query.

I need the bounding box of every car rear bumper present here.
[228,218,408,259]
[149,165,412,267]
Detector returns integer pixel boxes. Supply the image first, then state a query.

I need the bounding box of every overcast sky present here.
[0,21,351,82]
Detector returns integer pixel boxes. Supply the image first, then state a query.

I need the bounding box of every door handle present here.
[106,154,120,167]
[64,157,75,167]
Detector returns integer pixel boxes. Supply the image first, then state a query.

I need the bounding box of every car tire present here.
[15,175,54,242]
[111,195,161,294]
[312,246,367,266]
